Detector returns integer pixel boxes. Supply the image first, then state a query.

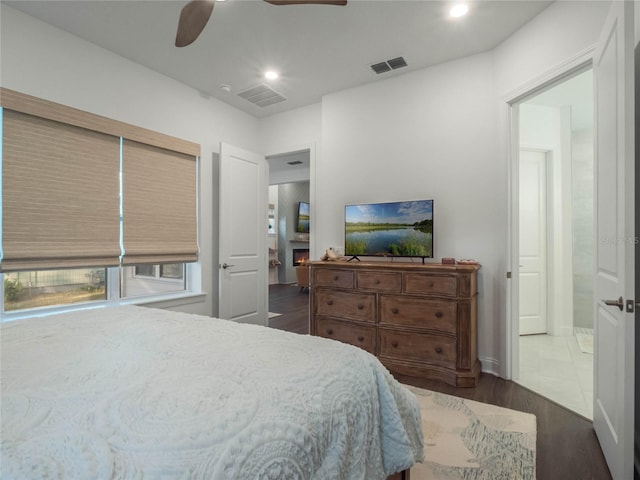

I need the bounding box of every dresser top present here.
[310,260,480,272]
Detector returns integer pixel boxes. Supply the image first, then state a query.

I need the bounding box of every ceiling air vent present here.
[370,56,408,74]
[370,61,391,74]
[387,57,408,70]
[237,83,286,107]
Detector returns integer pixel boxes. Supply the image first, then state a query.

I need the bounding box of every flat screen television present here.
[296,201,310,233]
[345,199,433,260]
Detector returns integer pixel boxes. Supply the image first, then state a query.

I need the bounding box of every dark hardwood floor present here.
[268,283,612,480]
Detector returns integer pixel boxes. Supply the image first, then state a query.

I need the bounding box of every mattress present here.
[1,306,424,479]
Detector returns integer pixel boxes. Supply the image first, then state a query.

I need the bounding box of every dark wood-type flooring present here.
[268,283,612,480]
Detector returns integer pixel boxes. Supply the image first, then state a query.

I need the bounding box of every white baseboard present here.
[479,356,502,378]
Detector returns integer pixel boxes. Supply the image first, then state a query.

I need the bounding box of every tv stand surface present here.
[346,255,429,263]
[309,261,481,387]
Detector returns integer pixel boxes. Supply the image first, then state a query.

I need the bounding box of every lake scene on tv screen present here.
[297,202,310,233]
[345,200,433,257]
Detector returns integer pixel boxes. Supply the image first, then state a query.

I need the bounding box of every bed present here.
[1,306,424,479]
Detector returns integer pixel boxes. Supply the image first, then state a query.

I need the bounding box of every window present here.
[0,89,200,317]
[3,268,106,312]
[122,264,186,298]
[160,263,184,279]
[134,265,155,277]
[2,264,188,314]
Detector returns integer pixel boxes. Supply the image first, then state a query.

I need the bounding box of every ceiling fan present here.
[175,0,348,47]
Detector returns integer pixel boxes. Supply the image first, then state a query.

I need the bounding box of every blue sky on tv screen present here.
[346,200,433,224]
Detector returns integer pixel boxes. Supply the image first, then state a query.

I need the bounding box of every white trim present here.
[502,46,595,104]
[265,141,317,261]
[1,290,207,322]
[505,102,519,380]
[505,48,595,382]
[479,355,501,378]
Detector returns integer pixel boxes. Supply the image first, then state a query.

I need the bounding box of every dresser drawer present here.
[316,317,375,354]
[314,268,354,289]
[379,329,456,368]
[356,271,401,292]
[314,290,375,322]
[380,295,457,334]
[404,273,457,297]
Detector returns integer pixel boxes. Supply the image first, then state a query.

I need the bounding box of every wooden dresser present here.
[310,261,481,387]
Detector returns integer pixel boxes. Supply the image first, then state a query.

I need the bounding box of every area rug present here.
[405,385,536,480]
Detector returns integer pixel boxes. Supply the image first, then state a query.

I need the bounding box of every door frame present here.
[505,49,594,381]
[265,141,318,262]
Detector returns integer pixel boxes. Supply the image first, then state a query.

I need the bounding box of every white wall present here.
[260,1,610,377]
[493,1,611,97]
[320,52,506,373]
[260,103,322,156]
[0,4,260,318]
[260,103,322,259]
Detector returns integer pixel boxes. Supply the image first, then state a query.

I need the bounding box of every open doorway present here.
[514,68,595,419]
[266,150,311,327]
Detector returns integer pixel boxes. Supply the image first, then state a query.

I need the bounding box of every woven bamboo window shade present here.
[1,109,121,271]
[0,88,200,272]
[121,139,198,265]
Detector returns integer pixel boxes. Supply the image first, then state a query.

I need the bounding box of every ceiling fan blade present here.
[264,0,347,5]
[175,0,215,48]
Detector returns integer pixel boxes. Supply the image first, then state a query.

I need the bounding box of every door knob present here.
[603,296,624,311]
[221,263,235,269]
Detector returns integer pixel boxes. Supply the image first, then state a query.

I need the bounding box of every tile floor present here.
[517,331,594,419]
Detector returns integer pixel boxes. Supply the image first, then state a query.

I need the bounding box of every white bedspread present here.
[1,306,423,479]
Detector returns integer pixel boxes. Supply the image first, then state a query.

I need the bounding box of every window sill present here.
[122,291,207,309]
[1,291,207,323]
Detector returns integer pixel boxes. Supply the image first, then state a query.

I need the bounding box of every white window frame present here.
[1,263,202,322]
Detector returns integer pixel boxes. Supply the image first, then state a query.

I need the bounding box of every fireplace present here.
[293,249,309,266]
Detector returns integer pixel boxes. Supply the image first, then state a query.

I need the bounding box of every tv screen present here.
[296,201,310,233]
[345,199,433,259]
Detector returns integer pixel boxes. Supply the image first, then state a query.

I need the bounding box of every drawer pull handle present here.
[334,275,339,281]
[357,304,364,310]
[327,300,333,306]
[391,308,399,314]
[357,335,365,342]
[392,341,399,348]
[327,328,334,335]
[375,279,380,284]
[435,347,442,354]
[428,282,434,287]
[435,311,443,318]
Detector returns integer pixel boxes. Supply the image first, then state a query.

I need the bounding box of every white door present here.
[519,149,548,335]
[592,3,635,479]
[218,142,268,325]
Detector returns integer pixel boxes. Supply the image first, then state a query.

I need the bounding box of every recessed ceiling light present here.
[264,71,279,80]
[449,4,469,18]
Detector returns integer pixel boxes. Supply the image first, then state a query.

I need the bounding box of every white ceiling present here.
[5,0,553,118]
